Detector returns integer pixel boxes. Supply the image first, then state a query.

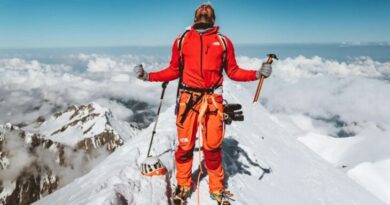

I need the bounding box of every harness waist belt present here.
[181,83,221,94]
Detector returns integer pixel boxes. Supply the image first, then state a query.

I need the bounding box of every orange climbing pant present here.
[175,90,225,193]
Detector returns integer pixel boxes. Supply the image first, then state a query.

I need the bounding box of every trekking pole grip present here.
[161,82,169,99]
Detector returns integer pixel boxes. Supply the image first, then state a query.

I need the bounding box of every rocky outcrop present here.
[0,124,61,205]
[76,129,123,153]
[0,103,137,205]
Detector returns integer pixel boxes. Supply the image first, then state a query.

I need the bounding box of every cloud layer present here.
[1,53,389,151]
[235,55,390,167]
[0,54,177,125]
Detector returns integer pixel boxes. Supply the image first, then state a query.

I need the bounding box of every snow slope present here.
[280,114,390,204]
[34,82,385,205]
[348,159,390,204]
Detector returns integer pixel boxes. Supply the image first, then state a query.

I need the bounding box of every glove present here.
[133,64,148,81]
[256,63,272,79]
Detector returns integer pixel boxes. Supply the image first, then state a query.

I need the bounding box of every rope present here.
[196,124,204,205]
[196,96,206,205]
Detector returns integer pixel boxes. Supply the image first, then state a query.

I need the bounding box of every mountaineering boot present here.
[210,190,234,205]
[172,185,191,205]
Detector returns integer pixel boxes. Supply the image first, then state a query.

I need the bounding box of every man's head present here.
[194,2,215,28]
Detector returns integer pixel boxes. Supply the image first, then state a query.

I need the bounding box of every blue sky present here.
[1,0,389,48]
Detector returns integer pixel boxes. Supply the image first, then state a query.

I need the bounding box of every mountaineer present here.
[134,3,272,205]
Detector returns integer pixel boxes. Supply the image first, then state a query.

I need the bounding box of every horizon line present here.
[1,41,390,50]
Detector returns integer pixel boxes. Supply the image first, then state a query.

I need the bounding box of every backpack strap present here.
[212,33,228,89]
[177,30,190,75]
[217,33,228,71]
[175,30,190,115]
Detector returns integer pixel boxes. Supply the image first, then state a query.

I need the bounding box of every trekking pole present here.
[146,81,169,157]
[253,54,278,103]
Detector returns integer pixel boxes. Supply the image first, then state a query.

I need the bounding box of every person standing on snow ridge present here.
[134,3,272,205]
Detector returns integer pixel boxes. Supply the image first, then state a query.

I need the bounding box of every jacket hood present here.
[190,25,220,35]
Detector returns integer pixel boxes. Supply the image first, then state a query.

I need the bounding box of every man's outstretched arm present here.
[224,36,272,81]
[224,36,257,81]
[148,39,181,82]
[134,39,180,82]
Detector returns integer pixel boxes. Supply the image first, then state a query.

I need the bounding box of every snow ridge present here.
[34,82,385,205]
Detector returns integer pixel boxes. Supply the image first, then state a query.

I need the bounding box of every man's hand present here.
[134,64,149,81]
[256,63,272,79]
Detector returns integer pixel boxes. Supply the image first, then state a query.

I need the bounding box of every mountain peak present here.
[25,102,118,147]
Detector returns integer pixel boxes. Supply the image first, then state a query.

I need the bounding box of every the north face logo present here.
[179,137,189,143]
[212,42,220,46]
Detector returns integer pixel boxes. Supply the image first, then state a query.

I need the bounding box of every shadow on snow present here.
[191,137,272,190]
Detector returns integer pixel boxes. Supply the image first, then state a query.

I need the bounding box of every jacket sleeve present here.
[224,36,258,81]
[148,38,180,82]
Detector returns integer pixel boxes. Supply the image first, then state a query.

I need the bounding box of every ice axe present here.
[253,54,278,103]
[141,82,169,177]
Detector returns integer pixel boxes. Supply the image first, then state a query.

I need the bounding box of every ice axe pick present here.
[253,54,278,103]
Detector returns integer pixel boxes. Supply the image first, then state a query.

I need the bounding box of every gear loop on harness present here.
[178,84,224,125]
[197,94,224,124]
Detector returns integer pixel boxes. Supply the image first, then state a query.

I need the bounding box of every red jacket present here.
[148,26,258,88]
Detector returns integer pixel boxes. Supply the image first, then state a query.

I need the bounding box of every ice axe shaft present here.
[253,54,278,103]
